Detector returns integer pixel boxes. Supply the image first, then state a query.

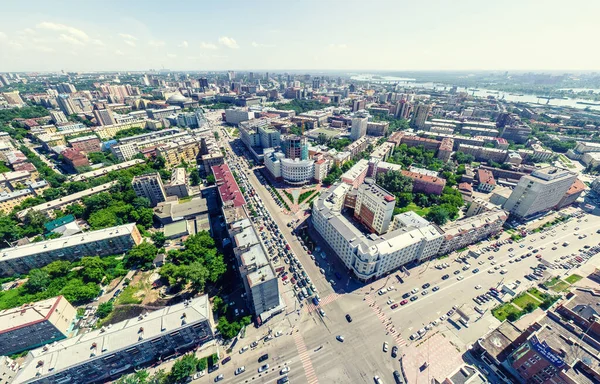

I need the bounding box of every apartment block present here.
[70,159,145,182]
[164,168,189,198]
[401,135,441,152]
[437,137,454,162]
[350,115,368,140]
[0,223,142,276]
[0,180,48,214]
[476,169,496,192]
[14,296,213,384]
[366,121,389,137]
[341,159,369,189]
[354,178,396,235]
[132,173,167,207]
[346,136,369,157]
[457,144,508,163]
[156,138,201,168]
[437,209,508,255]
[68,135,101,153]
[503,166,577,218]
[0,296,77,356]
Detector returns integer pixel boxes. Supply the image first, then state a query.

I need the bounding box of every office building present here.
[341,159,369,189]
[61,148,89,168]
[281,135,308,160]
[14,296,213,384]
[503,166,577,218]
[264,149,315,185]
[132,173,167,207]
[225,108,255,126]
[313,157,330,183]
[0,296,77,356]
[202,152,225,174]
[313,183,443,282]
[0,223,142,276]
[92,107,116,126]
[49,110,68,124]
[350,115,368,141]
[556,178,586,209]
[366,121,389,137]
[351,99,366,112]
[410,103,431,129]
[354,178,396,235]
[368,161,446,195]
[437,209,508,255]
[164,168,189,198]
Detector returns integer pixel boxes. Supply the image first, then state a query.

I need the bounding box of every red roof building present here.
[556,178,586,209]
[212,164,246,208]
[61,148,89,168]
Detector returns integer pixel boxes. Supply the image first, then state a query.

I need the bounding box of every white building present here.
[264,149,314,185]
[354,178,395,235]
[350,115,368,141]
[312,183,443,282]
[225,108,255,126]
[503,166,577,218]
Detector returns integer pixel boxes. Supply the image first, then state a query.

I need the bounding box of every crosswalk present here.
[305,292,340,313]
[365,295,407,347]
[293,331,319,384]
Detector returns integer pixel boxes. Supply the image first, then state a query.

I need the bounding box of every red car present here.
[286,244,291,250]
[291,278,296,284]
[391,303,399,309]
[400,299,408,306]
[282,275,288,281]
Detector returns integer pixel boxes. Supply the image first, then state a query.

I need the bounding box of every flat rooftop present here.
[71,159,144,182]
[0,296,64,334]
[14,295,211,383]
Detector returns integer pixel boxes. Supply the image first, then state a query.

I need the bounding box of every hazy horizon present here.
[1,0,599,72]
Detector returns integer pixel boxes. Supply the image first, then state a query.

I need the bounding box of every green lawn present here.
[115,284,143,305]
[528,288,547,302]
[550,281,570,292]
[398,202,431,217]
[565,274,583,284]
[512,293,540,309]
[492,303,521,322]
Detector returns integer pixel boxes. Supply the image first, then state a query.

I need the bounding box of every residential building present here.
[366,121,389,137]
[370,142,395,162]
[2,91,25,106]
[437,209,508,255]
[156,137,201,168]
[0,356,19,384]
[410,103,431,129]
[457,144,508,163]
[0,296,77,356]
[14,296,213,384]
[313,157,330,183]
[401,135,441,151]
[476,169,496,192]
[61,148,89,168]
[312,183,443,282]
[230,219,282,319]
[556,178,586,209]
[164,168,189,198]
[394,100,412,119]
[146,106,181,119]
[49,110,68,124]
[0,180,49,214]
[212,164,246,208]
[566,140,600,161]
[354,178,396,235]
[500,124,532,144]
[132,173,167,207]
[465,197,497,217]
[352,99,366,112]
[56,94,77,116]
[346,136,369,157]
[71,159,145,182]
[350,115,368,141]
[503,166,577,218]
[16,181,119,220]
[154,197,208,225]
[258,125,281,149]
[93,107,117,126]
[202,152,225,174]
[341,159,369,189]
[437,137,454,162]
[0,223,142,276]
[68,135,101,153]
[110,129,186,161]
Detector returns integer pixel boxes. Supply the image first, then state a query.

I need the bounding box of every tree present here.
[184,262,209,291]
[169,354,198,383]
[21,210,48,237]
[151,232,166,248]
[524,302,536,313]
[24,269,50,293]
[507,312,520,322]
[455,151,475,164]
[43,260,71,278]
[212,296,227,315]
[97,301,113,319]
[190,169,201,186]
[426,206,450,225]
[61,279,100,303]
[126,242,158,268]
[66,203,85,218]
[206,174,215,185]
[396,192,413,208]
[376,170,413,194]
[80,256,106,283]
[0,214,21,246]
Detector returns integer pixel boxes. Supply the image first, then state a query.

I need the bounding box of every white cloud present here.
[34,46,54,53]
[178,41,189,48]
[124,40,136,47]
[200,42,217,50]
[148,40,165,47]
[59,34,85,46]
[251,41,275,48]
[218,36,239,49]
[114,50,124,56]
[91,39,105,46]
[23,28,35,35]
[37,22,89,43]
[0,32,7,41]
[118,33,138,41]
[8,41,23,49]
[328,43,348,49]
[167,53,177,58]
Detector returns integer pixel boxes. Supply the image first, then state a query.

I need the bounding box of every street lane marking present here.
[365,295,406,347]
[293,331,319,384]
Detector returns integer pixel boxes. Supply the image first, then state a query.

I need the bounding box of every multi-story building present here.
[202,152,225,174]
[350,115,368,141]
[2,91,25,106]
[132,173,167,207]
[49,110,68,124]
[56,94,78,116]
[401,135,441,152]
[156,138,201,168]
[71,159,145,182]
[503,166,577,218]
[14,296,213,384]
[61,148,89,168]
[0,180,48,214]
[370,142,395,162]
[437,209,508,255]
[313,183,443,282]
[341,159,369,189]
[92,107,116,126]
[68,135,101,153]
[437,137,454,162]
[352,99,366,112]
[281,135,308,160]
[111,129,188,161]
[476,169,496,193]
[556,178,586,209]
[225,108,255,126]
[394,99,412,119]
[410,103,431,129]
[457,144,508,163]
[0,223,142,276]
[0,356,19,384]
[500,124,532,144]
[354,178,396,235]
[0,296,77,356]
[346,136,369,157]
[164,168,189,198]
[313,157,330,183]
[258,125,281,149]
[230,219,282,319]
[212,164,246,208]
[146,106,181,120]
[366,121,389,137]
[566,140,600,161]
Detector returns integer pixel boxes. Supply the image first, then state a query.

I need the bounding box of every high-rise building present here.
[56,94,77,116]
[0,296,77,356]
[352,99,366,112]
[281,135,308,160]
[49,109,68,124]
[92,106,116,126]
[312,77,320,90]
[57,83,77,93]
[354,178,396,235]
[0,75,10,87]
[394,99,412,119]
[132,173,167,207]
[410,103,431,129]
[350,115,368,141]
[503,166,577,218]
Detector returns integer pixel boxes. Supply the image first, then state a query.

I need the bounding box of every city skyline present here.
[1,0,599,72]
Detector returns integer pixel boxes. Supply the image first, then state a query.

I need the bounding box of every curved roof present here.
[167,93,188,103]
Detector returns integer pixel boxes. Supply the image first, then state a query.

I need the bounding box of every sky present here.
[0,0,599,73]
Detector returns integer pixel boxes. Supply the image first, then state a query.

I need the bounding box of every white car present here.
[386,299,394,305]
[378,289,386,295]
[383,342,389,352]
[258,364,269,373]
[457,275,464,280]
[475,285,482,289]
[239,346,249,354]
[235,366,246,375]
[275,330,283,337]
[280,366,290,374]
